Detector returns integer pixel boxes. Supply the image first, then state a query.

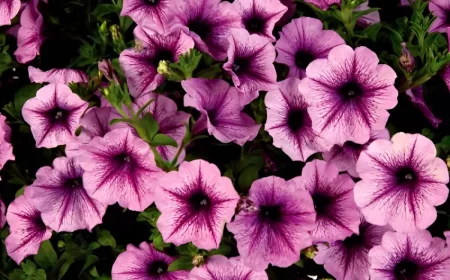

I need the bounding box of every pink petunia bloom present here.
[299,45,398,146]
[154,160,239,250]
[65,107,118,158]
[28,66,88,84]
[232,0,287,42]
[406,87,442,128]
[292,160,360,243]
[275,17,345,79]
[0,198,5,229]
[121,0,174,27]
[22,83,88,148]
[120,25,194,97]
[0,115,15,178]
[314,220,391,280]
[445,231,450,247]
[112,242,189,280]
[223,29,278,105]
[14,0,44,64]
[227,176,316,271]
[265,78,330,162]
[355,132,449,232]
[369,230,450,279]
[79,128,164,212]
[323,129,390,178]
[355,2,380,27]
[5,195,52,264]
[26,157,107,232]
[0,0,20,26]
[182,78,260,146]
[172,0,241,61]
[304,0,340,10]
[429,0,450,33]
[189,255,268,280]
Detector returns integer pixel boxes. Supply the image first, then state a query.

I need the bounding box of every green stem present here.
[397,74,432,92]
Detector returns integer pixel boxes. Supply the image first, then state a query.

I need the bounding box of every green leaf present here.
[21,260,37,275]
[89,266,100,278]
[93,4,119,18]
[79,255,99,276]
[196,64,222,79]
[9,178,26,186]
[58,258,74,280]
[135,113,159,143]
[364,23,382,42]
[437,136,450,153]
[294,259,304,267]
[33,269,47,280]
[34,240,58,270]
[238,165,261,191]
[151,134,178,147]
[14,84,42,114]
[167,256,193,272]
[8,269,24,280]
[152,233,170,251]
[97,229,116,248]
[136,207,160,226]
[208,243,232,256]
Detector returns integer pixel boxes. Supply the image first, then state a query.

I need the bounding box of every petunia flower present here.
[22,83,89,148]
[275,17,345,79]
[26,157,107,232]
[5,195,52,264]
[120,25,194,97]
[299,45,398,146]
[292,160,360,243]
[232,0,287,41]
[154,160,239,250]
[0,115,15,178]
[354,2,380,27]
[445,231,450,247]
[65,107,117,158]
[265,78,330,162]
[323,129,390,178]
[223,29,278,104]
[28,66,88,84]
[304,0,340,10]
[400,0,414,6]
[369,230,450,279]
[429,0,450,33]
[0,0,20,26]
[0,198,5,229]
[189,255,268,280]
[79,128,164,212]
[112,242,189,280]
[227,176,316,271]
[314,220,391,280]
[120,0,174,27]
[14,0,44,64]
[172,0,241,60]
[406,86,442,128]
[354,132,449,232]
[182,78,260,145]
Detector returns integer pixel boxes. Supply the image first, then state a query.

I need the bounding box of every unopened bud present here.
[192,255,204,267]
[157,60,171,76]
[110,25,121,42]
[303,245,318,259]
[399,42,416,73]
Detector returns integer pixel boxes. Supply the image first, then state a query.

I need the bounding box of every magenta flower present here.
[65,107,117,158]
[323,129,390,178]
[429,0,450,33]
[172,0,240,60]
[0,198,5,229]
[26,157,107,232]
[22,83,88,148]
[275,17,345,79]
[5,195,52,264]
[355,2,380,27]
[0,115,14,178]
[182,78,260,146]
[406,87,442,128]
[223,29,278,104]
[0,0,20,26]
[304,0,340,10]
[400,0,413,6]
[265,78,330,161]
[120,25,194,97]
[28,66,88,84]
[227,176,315,271]
[369,230,450,279]
[134,93,190,162]
[232,0,287,41]
[445,231,450,246]
[299,45,398,146]
[189,256,268,280]
[154,160,239,250]
[314,221,391,280]
[14,0,44,64]
[79,128,163,212]
[121,0,173,26]
[292,160,360,243]
[112,242,189,280]
[355,133,449,232]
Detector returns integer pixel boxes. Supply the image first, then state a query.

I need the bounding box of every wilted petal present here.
[28,66,88,84]
[406,87,442,128]
[354,2,380,27]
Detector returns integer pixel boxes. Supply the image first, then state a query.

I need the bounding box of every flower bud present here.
[192,255,205,267]
[399,42,415,73]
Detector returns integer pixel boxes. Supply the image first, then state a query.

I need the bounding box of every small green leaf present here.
[93,4,119,18]
[87,241,101,251]
[97,229,116,248]
[34,240,58,270]
[294,259,304,267]
[8,269,24,280]
[58,258,74,280]
[238,165,260,191]
[135,113,159,143]
[21,260,37,275]
[151,134,178,147]
[79,255,99,276]
[14,84,42,114]
[364,23,382,42]
[208,243,232,256]
[34,269,47,280]
[196,64,222,79]
[167,256,193,272]
[9,178,26,186]
[89,266,100,277]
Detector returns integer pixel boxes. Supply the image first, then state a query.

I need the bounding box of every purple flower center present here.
[34,215,47,232]
[148,260,168,276]
[394,259,418,279]
[339,82,363,100]
[187,19,212,39]
[153,49,174,67]
[47,108,67,123]
[312,193,332,215]
[232,58,250,74]
[207,110,218,125]
[114,153,133,165]
[287,109,306,132]
[189,191,210,211]
[344,141,362,149]
[342,233,364,249]
[395,167,417,185]
[244,16,265,34]
[259,205,282,222]
[65,177,82,189]
[146,0,159,5]
[295,51,315,69]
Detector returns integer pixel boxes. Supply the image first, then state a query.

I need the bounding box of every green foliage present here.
[158,49,203,82]
[34,241,58,270]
